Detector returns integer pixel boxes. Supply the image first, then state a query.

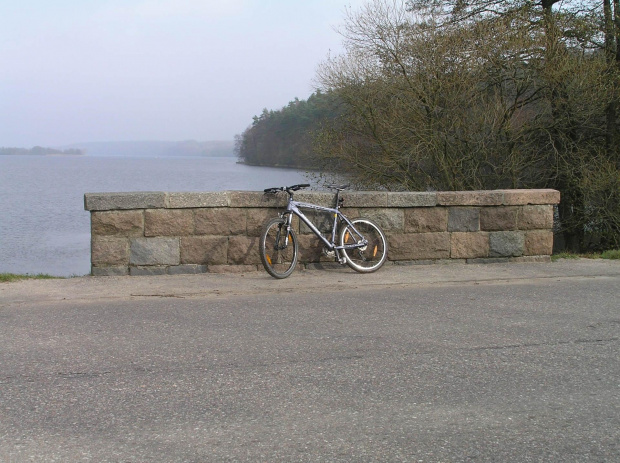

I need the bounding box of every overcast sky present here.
[0,0,366,148]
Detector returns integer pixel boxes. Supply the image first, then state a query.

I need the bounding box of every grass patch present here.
[0,273,60,283]
[552,249,620,261]
[551,252,581,262]
[601,249,620,259]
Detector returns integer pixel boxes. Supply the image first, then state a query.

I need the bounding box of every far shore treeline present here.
[1,141,236,158]
[235,0,620,253]
[0,146,84,156]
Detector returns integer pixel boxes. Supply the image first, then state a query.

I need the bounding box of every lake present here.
[0,156,313,276]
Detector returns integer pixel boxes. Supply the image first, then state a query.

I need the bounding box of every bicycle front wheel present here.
[259,217,299,279]
[340,218,388,273]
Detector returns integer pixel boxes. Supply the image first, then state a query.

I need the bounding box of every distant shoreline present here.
[1,140,235,158]
[0,153,84,156]
[60,140,234,157]
[0,147,84,156]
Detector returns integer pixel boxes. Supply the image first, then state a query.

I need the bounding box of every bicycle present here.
[259,183,388,279]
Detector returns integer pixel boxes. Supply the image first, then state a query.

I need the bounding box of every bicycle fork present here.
[275,212,294,250]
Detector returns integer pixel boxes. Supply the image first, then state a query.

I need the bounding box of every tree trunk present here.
[604,0,618,159]
[614,0,620,168]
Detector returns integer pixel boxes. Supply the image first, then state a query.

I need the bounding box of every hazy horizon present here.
[64,139,236,157]
[2,139,233,150]
[1,0,367,148]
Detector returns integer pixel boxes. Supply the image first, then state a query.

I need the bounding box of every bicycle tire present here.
[259,217,299,279]
[339,218,388,273]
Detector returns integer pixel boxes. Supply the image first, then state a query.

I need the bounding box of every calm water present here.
[0,156,313,276]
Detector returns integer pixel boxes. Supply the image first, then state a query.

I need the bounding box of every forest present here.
[235,0,620,251]
[235,90,341,168]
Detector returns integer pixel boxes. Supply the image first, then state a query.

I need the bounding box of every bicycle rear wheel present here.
[259,217,299,279]
[339,218,388,273]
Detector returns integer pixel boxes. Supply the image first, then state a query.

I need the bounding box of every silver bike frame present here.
[280,198,368,252]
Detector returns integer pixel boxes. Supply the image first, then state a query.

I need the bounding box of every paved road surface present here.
[1,260,619,462]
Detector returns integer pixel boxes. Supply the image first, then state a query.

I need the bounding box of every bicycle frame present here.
[279,194,368,252]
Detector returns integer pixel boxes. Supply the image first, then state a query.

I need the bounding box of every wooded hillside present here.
[234,90,341,168]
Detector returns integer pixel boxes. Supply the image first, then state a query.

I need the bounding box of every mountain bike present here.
[259,184,388,279]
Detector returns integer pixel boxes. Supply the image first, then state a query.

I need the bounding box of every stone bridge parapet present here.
[84,189,560,276]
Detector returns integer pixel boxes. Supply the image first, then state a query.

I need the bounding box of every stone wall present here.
[84,189,560,276]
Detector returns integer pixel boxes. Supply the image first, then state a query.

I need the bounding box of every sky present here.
[0,0,367,148]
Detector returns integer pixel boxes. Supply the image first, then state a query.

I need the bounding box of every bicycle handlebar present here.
[263,183,353,194]
[263,184,310,194]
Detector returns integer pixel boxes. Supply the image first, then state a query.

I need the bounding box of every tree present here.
[314,0,620,250]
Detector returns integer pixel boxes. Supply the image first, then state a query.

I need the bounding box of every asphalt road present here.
[1,260,619,462]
